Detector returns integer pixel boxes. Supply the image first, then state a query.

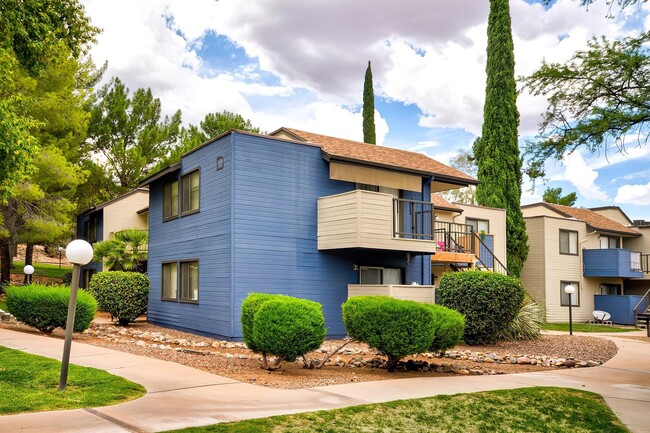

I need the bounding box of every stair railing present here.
[633,287,650,318]
[474,233,509,276]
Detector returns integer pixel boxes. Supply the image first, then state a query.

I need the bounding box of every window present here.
[559,230,578,255]
[163,180,179,220]
[600,284,621,295]
[181,171,200,215]
[599,235,620,249]
[82,269,95,289]
[359,266,403,285]
[356,183,379,192]
[161,262,178,300]
[216,156,224,171]
[84,215,97,243]
[560,281,580,306]
[180,260,199,302]
[466,218,489,234]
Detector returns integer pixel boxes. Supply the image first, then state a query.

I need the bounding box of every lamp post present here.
[564,284,576,336]
[59,239,93,391]
[24,265,34,285]
[58,246,64,269]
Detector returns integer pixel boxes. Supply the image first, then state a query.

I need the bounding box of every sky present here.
[81,0,650,221]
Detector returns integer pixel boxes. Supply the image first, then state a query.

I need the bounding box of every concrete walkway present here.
[0,329,648,433]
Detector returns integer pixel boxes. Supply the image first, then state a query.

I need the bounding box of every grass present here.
[0,346,145,414]
[540,323,638,333]
[11,261,72,279]
[167,387,628,433]
[0,297,7,312]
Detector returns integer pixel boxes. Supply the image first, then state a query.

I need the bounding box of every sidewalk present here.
[0,328,648,433]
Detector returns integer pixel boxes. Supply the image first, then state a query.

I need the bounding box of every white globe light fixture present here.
[24,264,34,285]
[65,239,94,265]
[59,239,94,391]
[564,284,576,336]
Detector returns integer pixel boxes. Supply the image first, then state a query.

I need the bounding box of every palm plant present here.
[93,228,148,272]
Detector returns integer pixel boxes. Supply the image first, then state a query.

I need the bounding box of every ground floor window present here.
[359,266,403,285]
[162,259,198,303]
[560,281,580,307]
[600,284,621,295]
[82,269,95,289]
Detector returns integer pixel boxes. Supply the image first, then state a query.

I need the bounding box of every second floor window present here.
[599,235,620,249]
[163,180,179,220]
[84,216,97,243]
[466,218,489,234]
[181,170,200,214]
[559,230,578,255]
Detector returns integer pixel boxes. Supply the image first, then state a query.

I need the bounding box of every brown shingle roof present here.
[430,194,463,212]
[533,203,640,236]
[270,127,478,185]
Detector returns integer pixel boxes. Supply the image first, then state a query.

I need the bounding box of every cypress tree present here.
[362,61,376,144]
[473,0,528,277]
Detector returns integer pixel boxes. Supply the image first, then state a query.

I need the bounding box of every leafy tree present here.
[93,229,148,272]
[156,110,261,170]
[523,31,650,173]
[88,77,182,191]
[474,0,528,277]
[362,61,376,144]
[542,187,577,206]
[440,148,477,205]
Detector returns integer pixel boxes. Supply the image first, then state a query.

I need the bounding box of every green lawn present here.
[0,297,7,312]
[167,387,628,433]
[541,323,638,333]
[11,261,72,279]
[0,346,145,414]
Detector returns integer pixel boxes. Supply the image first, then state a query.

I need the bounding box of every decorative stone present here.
[469,369,484,375]
[517,357,531,364]
[136,340,146,347]
[455,369,470,375]
[587,360,600,367]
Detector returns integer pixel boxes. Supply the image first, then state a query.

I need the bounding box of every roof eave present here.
[139,162,182,187]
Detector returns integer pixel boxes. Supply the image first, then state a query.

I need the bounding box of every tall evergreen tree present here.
[473,0,528,277]
[362,61,376,144]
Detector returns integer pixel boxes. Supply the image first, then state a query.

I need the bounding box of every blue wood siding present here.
[583,249,643,278]
[478,235,495,268]
[594,295,643,325]
[147,135,234,338]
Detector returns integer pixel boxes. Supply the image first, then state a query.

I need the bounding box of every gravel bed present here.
[0,318,628,389]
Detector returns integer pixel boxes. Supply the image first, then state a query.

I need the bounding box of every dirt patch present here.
[0,317,622,390]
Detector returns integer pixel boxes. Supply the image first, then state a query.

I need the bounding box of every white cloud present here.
[615,182,650,205]
[563,151,608,201]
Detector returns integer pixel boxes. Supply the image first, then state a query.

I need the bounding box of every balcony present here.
[348,284,436,304]
[317,190,437,254]
[583,249,643,278]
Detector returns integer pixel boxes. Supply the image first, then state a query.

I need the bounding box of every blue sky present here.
[82,0,650,220]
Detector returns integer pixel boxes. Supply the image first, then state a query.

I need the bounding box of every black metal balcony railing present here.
[393,198,435,241]
[642,254,650,273]
[432,221,475,254]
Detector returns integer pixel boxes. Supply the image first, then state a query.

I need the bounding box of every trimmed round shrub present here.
[88,271,150,325]
[438,271,525,345]
[252,297,326,362]
[342,296,435,371]
[241,293,283,353]
[424,304,465,353]
[5,284,97,333]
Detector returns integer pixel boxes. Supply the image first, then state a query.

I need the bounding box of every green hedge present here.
[5,285,97,333]
[342,296,436,371]
[88,272,149,325]
[241,293,282,353]
[252,297,326,362]
[424,304,465,353]
[438,271,525,345]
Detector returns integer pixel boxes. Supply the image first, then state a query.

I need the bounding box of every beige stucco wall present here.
[519,217,546,315]
[623,226,650,282]
[102,190,149,239]
[591,207,632,227]
[521,204,561,218]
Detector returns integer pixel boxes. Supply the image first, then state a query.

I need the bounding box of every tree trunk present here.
[0,239,12,289]
[23,242,34,285]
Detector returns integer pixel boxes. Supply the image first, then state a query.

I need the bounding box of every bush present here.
[6,284,97,333]
[241,293,283,353]
[60,272,73,285]
[88,271,149,325]
[252,297,327,363]
[497,295,543,341]
[342,296,435,371]
[424,304,465,353]
[438,271,525,345]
